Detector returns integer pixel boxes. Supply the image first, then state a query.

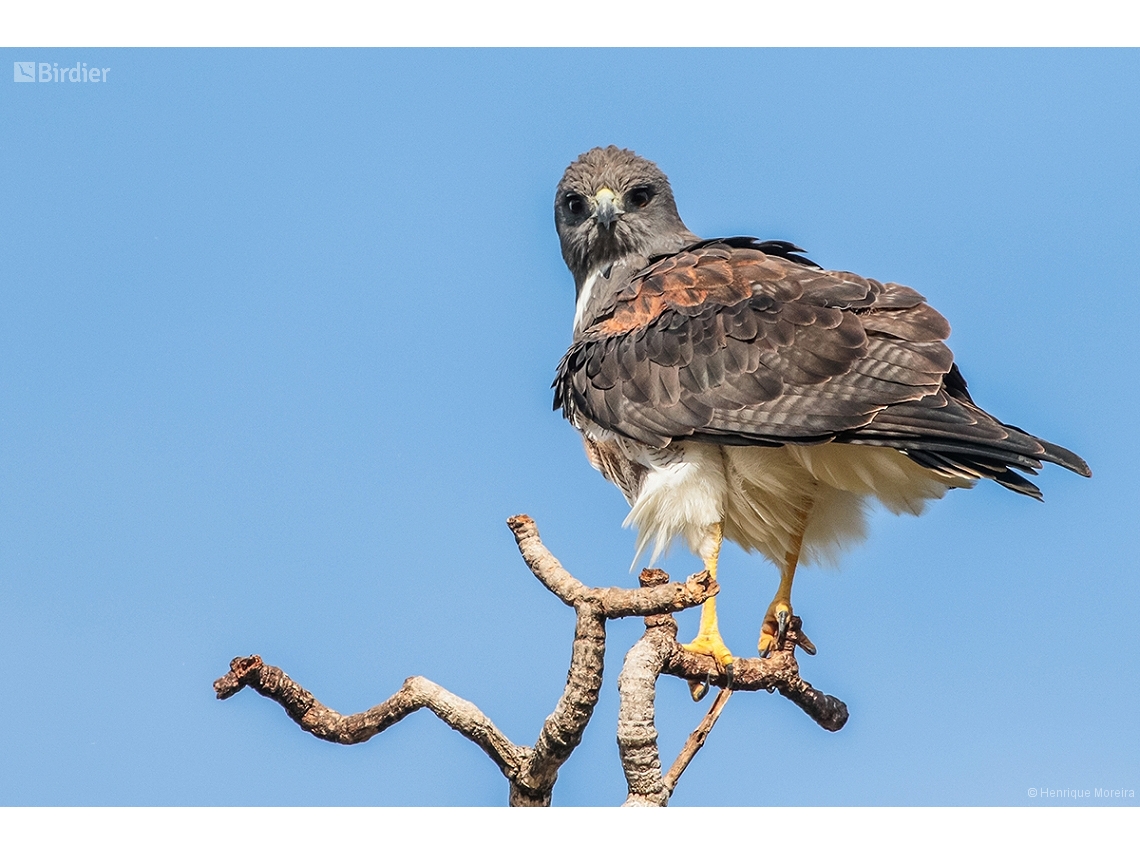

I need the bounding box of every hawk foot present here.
[682,631,734,701]
[758,601,816,658]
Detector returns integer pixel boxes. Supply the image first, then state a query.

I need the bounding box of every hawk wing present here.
[554,238,1091,497]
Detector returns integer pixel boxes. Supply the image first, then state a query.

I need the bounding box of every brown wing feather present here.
[553,240,1091,493]
[559,241,951,443]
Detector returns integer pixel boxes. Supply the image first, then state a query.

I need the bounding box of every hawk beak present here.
[592,187,622,230]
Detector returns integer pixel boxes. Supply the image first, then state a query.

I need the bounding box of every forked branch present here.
[616,568,846,805]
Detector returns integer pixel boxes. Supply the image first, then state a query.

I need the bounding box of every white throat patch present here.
[573,268,603,335]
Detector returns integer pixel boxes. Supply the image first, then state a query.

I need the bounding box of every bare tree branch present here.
[515,605,605,801]
[660,618,848,733]
[615,569,849,805]
[617,569,726,806]
[616,623,673,806]
[662,688,732,795]
[506,515,718,617]
[214,514,848,806]
[502,515,719,803]
[213,656,527,779]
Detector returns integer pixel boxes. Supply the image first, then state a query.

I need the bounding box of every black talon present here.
[689,666,718,702]
[796,624,817,656]
[688,679,709,702]
[776,609,789,644]
[724,660,734,688]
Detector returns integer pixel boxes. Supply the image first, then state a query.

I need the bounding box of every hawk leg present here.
[682,522,734,700]
[758,500,817,658]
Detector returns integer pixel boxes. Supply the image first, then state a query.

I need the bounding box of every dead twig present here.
[663,688,733,795]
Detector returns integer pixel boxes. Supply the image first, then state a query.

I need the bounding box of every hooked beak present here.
[592,187,622,230]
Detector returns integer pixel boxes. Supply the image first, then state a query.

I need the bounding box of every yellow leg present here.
[758,499,817,658]
[682,523,734,699]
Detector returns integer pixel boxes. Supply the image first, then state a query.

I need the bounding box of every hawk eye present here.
[564,193,587,216]
[627,187,654,209]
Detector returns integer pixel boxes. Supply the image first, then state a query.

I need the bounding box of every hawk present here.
[552,146,1090,682]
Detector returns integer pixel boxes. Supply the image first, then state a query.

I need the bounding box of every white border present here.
[3,807,1139,853]
[1,1,1137,47]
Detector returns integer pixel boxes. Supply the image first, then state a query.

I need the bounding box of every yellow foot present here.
[757,600,817,658]
[682,632,735,701]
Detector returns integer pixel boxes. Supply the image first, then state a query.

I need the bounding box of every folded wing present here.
[554,238,1090,497]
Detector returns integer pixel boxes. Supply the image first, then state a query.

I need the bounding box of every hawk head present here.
[555,146,697,291]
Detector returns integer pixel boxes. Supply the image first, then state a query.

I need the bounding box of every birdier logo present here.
[13,61,111,83]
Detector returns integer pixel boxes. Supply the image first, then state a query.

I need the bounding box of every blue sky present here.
[1,49,1136,807]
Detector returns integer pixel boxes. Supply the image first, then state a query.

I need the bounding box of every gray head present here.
[555,147,698,289]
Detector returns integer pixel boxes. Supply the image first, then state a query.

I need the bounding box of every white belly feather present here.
[599,431,972,570]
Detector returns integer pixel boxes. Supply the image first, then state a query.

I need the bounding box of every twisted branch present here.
[214,658,527,778]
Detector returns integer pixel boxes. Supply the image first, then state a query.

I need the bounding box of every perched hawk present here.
[552,146,1090,680]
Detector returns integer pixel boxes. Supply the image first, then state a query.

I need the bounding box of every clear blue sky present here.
[1,49,1136,807]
